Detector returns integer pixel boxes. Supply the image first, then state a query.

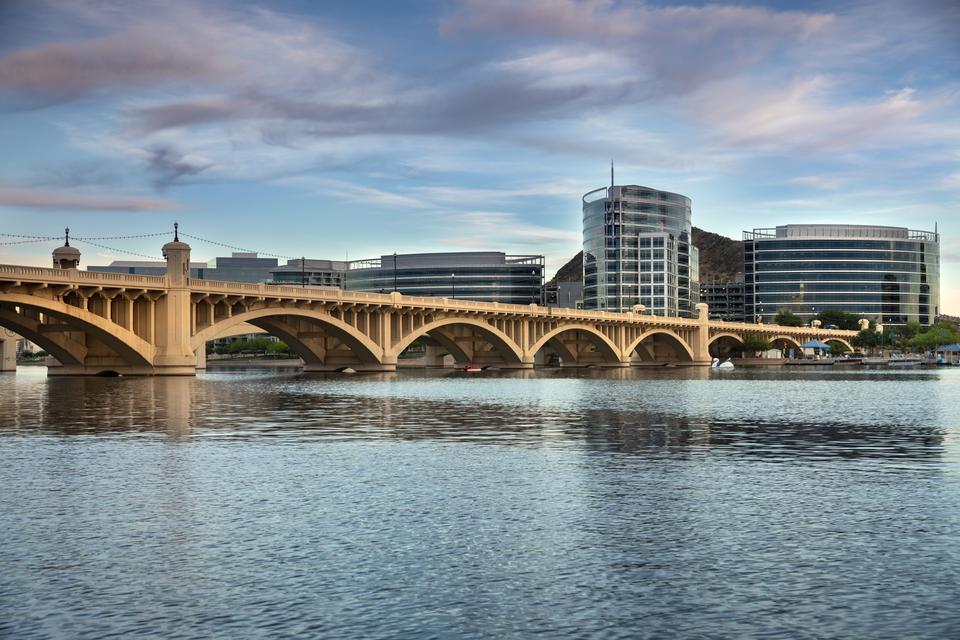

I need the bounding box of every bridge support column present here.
[195,347,206,370]
[152,237,198,375]
[424,344,446,368]
[0,334,17,372]
[504,355,535,370]
[691,303,713,366]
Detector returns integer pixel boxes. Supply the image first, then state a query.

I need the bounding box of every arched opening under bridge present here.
[627,329,695,365]
[391,317,525,369]
[709,333,744,360]
[193,308,386,372]
[528,324,622,368]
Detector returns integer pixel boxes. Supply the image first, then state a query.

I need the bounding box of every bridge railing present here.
[0,264,167,286]
[708,318,857,337]
[186,278,730,326]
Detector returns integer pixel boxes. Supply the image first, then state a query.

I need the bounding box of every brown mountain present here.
[548,227,743,285]
[691,227,743,284]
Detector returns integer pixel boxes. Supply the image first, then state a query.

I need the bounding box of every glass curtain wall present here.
[744,225,940,326]
[582,185,697,316]
[346,253,544,305]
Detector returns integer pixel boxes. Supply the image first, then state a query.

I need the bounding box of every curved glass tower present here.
[744,224,940,326]
[582,185,698,316]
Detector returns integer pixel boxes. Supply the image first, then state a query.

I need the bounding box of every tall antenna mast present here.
[610,160,614,188]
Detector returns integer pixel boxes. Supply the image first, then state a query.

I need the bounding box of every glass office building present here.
[345,252,544,304]
[744,224,940,326]
[582,184,698,316]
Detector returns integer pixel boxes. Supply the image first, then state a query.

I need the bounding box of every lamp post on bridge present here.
[393,252,397,292]
[451,273,456,299]
[301,256,305,288]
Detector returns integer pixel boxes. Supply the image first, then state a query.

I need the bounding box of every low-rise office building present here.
[345,252,544,304]
[89,252,279,283]
[544,281,583,309]
[700,279,745,322]
[744,224,940,326]
[269,259,347,288]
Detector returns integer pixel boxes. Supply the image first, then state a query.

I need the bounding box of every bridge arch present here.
[769,335,802,351]
[527,324,621,365]
[0,294,154,368]
[824,337,854,352]
[708,332,745,359]
[626,328,696,362]
[708,332,745,346]
[390,317,524,365]
[0,308,86,366]
[192,308,384,366]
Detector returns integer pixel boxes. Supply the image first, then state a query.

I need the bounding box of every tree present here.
[740,334,773,356]
[852,320,881,352]
[902,320,922,341]
[267,341,291,355]
[774,309,803,327]
[909,323,960,352]
[815,310,861,331]
[829,341,851,356]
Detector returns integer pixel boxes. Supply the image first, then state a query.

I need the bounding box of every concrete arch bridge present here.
[0,243,857,375]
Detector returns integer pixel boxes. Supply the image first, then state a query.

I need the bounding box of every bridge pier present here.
[1,332,16,372]
[691,303,714,366]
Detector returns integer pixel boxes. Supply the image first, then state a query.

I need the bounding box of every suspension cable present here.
[70,239,164,261]
[179,232,298,260]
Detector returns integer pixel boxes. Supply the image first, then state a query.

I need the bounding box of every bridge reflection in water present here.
[0,237,856,376]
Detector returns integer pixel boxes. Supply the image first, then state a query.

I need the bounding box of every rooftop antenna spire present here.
[610,160,614,188]
[173,221,179,242]
[64,227,70,247]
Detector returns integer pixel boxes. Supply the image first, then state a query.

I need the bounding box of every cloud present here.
[791,175,844,190]
[0,25,229,106]
[440,211,581,248]
[0,184,179,211]
[146,145,212,191]
[0,1,372,108]
[692,78,944,154]
[442,0,834,95]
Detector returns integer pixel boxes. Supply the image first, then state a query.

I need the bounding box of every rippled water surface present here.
[2,366,960,639]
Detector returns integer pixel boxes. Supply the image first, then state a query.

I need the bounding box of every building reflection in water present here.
[0,367,947,465]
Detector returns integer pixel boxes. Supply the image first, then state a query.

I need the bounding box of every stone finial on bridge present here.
[695,302,709,322]
[162,222,191,287]
[52,227,81,269]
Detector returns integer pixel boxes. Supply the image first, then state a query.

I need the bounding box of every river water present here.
[2,366,959,639]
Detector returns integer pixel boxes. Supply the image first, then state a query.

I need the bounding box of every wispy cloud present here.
[790,175,844,190]
[0,184,179,211]
[146,145,212,191]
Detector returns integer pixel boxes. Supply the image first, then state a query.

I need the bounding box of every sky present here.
[0,0,958,312]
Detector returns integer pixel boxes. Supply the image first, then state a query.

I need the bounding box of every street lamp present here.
[301,256,306,288]
[393,252,398,292]
[451,273,456,299]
